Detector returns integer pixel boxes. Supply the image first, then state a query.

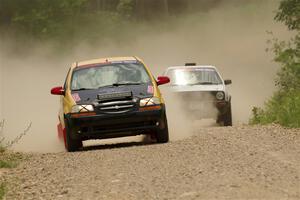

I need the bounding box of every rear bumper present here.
[65,105,167,140]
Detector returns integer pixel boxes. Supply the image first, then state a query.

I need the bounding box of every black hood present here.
[71,84,153,104]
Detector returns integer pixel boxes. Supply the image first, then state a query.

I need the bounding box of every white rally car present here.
[164,63,232,126]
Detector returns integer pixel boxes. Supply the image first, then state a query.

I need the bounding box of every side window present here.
[64,67,72,90]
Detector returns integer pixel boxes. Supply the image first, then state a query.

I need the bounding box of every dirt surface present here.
[2,125,300,200]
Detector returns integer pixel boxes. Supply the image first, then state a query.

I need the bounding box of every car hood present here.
[71,84,154,104]
[169,84,225,92]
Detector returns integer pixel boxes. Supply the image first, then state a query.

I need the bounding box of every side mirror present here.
[224,79,232,85]
[157,76,170,86]
[51,86,65,95]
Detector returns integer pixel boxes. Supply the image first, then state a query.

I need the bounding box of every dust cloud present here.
[0,0,291,152]
[161,89,220,141]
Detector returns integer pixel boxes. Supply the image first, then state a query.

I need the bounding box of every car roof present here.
[166,65,217,70]
[72,56,139,69]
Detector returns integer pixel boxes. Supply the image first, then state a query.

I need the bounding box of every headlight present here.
[140,97,161,107]
[71,105,94,113]
[216,92,225,100]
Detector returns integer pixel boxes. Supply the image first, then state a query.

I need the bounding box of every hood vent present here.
[97,91,133,102]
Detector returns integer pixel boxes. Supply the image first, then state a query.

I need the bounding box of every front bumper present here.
[65,105,166,140]
[174,91,230,116]
[215,100,230,110]
[184,100,230,119]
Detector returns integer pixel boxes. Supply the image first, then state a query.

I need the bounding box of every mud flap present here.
[57,123,67,148]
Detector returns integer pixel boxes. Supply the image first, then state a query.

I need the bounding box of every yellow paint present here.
[59,56,164,129]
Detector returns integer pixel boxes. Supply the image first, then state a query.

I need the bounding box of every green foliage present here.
[117,0,135,19]
[275,0,300,30]
[251,91,300,128]
[271,34,300,92]
[251,0,300,127]
[0,0,226,42]
[0,120,4,153]
[0,153,22,169]
[0,119,27,200]
[0,183,5,200]
[0,160,16,169]
[10,0,88,37]
[0,154,24,200]
[0,0,140,42]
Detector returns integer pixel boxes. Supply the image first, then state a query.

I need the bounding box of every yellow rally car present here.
[51,56,170,152]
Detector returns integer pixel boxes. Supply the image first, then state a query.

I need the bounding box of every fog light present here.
[71,105,94,113]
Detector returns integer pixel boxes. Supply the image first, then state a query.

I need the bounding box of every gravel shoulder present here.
[2,125,300,200]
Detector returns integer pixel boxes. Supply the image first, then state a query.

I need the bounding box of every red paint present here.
[57,123,67,148]
[51,86,64,95]
[57,123,64,139]
[71,112,96,118]
[157,76,170,86]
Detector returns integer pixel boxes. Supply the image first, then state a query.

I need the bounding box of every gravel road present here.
[2,125,300,200]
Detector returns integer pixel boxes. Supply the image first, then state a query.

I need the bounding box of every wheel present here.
[156,115,169,143]
[65,120,82,152]
[223,103,232,126]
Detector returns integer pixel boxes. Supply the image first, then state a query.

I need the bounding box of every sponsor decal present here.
[72,93,81,102]
[147,85,154,94]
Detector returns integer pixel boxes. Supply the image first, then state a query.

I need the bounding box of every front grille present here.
[96,99,137,114]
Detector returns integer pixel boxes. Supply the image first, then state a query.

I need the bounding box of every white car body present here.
[164,64,232,125]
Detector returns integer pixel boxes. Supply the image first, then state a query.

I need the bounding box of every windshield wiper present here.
[72,88,94,91]
[100,82,143,87]
[112,82,143,86]
[97,82,143,89]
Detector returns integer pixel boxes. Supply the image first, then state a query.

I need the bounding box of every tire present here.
[65,120,82,152]
[223,103,232,126]
[156,115,169,143]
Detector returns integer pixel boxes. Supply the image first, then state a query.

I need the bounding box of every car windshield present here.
[167,68,222,85]
[71,62,152,90]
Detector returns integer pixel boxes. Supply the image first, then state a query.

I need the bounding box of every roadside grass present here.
[0,119,30,170]
[0,119,31,199]
[0,152,23,169]
[0,160,16,169]
[0,183,5,200]
[0,151,25,200]
[250,90,300,128]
